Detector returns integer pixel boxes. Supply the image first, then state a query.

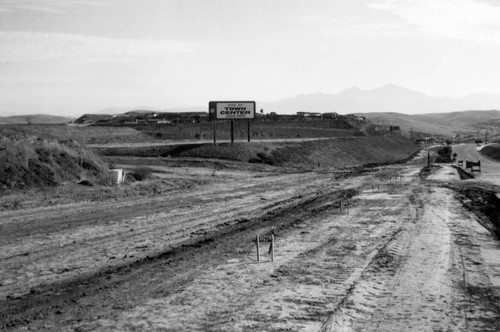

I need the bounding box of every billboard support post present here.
[213,118,216,144]
[230,120,234,143]
[247,119,250,142]
[209,104,217,144]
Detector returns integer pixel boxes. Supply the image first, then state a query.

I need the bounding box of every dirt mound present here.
[0,136,109,190]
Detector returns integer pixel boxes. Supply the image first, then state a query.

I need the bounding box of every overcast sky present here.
[1,0,500,116]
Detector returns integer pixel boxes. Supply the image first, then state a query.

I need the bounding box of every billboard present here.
[209,101,255,120]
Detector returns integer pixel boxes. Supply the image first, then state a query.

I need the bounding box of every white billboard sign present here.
[209,101,255,120]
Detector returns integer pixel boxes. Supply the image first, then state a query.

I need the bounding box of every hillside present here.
[415,110,500,126]
[74,114,114,125]
[356,110,500,137]
[0,124,151,144]
[0,134,109,190]
[0,114,74,124]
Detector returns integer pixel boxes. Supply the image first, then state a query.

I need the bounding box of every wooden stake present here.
[271,234,275,262]
[256,235,260,262]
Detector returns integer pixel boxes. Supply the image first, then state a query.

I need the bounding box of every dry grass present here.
[0,136,109,190]
[0,124,150,144]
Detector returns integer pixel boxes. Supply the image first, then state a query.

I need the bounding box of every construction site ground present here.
[1,152,500,331]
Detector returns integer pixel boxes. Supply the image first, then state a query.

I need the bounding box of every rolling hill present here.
[357,110,500,137]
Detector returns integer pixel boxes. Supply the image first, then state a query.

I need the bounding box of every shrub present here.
[78,179,93,186]
[129,167,153,181]
[435,146,453,163]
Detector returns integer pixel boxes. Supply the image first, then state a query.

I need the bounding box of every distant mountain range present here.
[90,84,500,116]
[260,84,500,114]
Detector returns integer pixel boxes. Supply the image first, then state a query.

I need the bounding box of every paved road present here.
[452,143,500,185]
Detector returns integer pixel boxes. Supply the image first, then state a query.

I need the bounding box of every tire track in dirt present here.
[323,168,500,332]
[9,163,500,331]
[350,187,462,332]
[0,173,331,300]
[66,174,416,331]
[0,170,358,329]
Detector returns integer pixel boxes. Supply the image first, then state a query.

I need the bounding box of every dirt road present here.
[1,158,500,331]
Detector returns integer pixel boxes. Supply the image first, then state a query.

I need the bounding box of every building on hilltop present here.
[322,112,339,119]
[297,112,322,120]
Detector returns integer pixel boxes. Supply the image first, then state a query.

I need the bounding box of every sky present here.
[1,0,500,116]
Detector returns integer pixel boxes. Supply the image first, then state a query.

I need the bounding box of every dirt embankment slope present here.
[480,144,500,162]
[97,136,419,168]
[0,136,108,190]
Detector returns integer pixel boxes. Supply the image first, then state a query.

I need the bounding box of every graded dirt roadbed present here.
[1,162,500,331]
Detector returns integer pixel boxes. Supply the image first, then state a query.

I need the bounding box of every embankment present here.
[95,136,419,168]
[0,136,109,190]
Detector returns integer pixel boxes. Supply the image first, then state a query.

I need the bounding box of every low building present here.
[297,112,322,120]
[322,112,339,119]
